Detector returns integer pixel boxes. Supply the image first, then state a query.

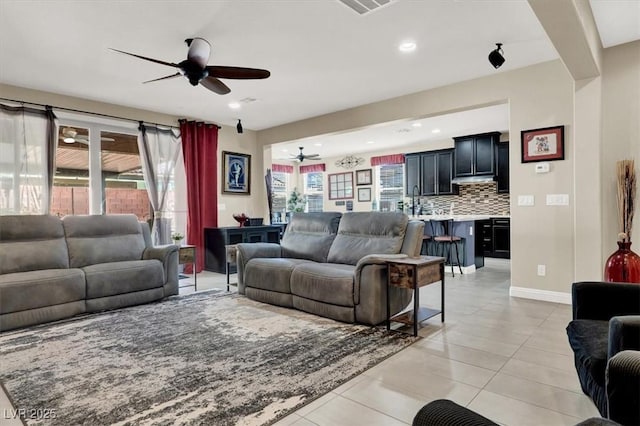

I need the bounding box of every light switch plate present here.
[517,195,534,206]
[546,194,569,206]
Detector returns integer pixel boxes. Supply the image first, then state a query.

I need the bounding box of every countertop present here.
[409,214,510,222]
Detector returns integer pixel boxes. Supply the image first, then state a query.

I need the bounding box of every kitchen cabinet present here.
[496,142,509,193]
[405,149,458,196]
[454,132,500,177]
[478,218,510,259]
[204,225,281,273]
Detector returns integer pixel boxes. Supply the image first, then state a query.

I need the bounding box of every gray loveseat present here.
[0,214,179,331]
[236,211,425,325]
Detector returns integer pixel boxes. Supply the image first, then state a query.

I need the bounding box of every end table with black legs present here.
[386,256,445,337]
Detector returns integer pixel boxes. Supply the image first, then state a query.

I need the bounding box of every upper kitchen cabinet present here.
[495,142,509,193]
[405,149,458,196]
[454,132,501,177]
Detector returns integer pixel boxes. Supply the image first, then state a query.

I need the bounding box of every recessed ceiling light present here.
[397,128,412,133]
[314,143,322,147]
[228,102,241,110]
[398,41,417,53]
[366,140,375,144]
[432,128,441,134]
[281,148,288,152]
[412,122,422,128]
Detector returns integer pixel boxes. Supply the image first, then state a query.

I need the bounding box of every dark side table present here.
[386,256,445,336]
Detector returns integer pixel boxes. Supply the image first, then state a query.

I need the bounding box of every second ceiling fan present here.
[291,147,321,162]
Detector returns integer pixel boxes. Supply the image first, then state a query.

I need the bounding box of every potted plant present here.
[171,232,184,246]
[287,188,307,213]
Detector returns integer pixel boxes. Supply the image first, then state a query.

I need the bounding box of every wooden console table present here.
[178,245,197,291]
[386,256,445,336]
[204,226,281,273]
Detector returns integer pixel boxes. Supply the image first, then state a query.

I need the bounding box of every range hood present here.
[451,175,496,185]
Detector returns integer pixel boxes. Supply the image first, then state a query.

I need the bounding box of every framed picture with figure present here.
[222,151,251,194]
[521,125,565,163]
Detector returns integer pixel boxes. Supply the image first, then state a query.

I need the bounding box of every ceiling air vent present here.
[338,0,394,15]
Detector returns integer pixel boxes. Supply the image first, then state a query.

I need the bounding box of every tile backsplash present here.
[415,182,510,215]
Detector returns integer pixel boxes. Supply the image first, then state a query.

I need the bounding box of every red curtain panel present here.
[179,120,219,272]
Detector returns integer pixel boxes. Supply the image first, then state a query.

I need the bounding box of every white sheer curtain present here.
[137,123,182,244]
[0,104,57,215]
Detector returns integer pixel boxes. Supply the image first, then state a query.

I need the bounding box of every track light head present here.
[488,43,505,69]
[236,119,243,134]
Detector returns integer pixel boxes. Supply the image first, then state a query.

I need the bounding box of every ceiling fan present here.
[291,147,322,162]
[110,37,271,95]
[61,127,115,144]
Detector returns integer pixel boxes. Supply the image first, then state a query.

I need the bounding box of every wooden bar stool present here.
[430,219,463,276]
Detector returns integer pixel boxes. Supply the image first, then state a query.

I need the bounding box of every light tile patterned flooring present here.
[183,259,599,426]
[1,259,599,425]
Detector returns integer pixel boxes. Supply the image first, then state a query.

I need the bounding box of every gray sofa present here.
[0,214,179,331]
[237,211,425,325]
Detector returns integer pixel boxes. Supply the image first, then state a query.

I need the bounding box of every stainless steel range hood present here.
[451,175,496,185]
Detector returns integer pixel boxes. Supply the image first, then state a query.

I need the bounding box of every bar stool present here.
[430,219,463,276]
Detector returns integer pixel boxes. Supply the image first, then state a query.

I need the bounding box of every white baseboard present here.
[444,264,476,274]
[509,286,571,304]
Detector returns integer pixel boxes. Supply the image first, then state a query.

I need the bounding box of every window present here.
[271,171,288,220]
[304,172,323,212]
[376,164,404,212]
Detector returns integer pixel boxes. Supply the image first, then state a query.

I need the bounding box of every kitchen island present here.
[409,215,510,273]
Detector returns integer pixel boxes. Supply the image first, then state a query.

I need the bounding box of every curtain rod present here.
[0,97,221,130]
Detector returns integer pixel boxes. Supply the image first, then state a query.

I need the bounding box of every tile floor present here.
[0,259,599,426]
[181,258,599,426]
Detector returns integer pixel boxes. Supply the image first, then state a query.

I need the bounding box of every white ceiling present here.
[0,0,637,159]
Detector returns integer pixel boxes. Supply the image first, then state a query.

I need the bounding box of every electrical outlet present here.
[537,264,546,276]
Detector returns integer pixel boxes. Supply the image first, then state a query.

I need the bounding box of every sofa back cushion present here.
[63,214,146,268]
[281,212,342,263]
[327,212,408,265]
[0,215,70,274]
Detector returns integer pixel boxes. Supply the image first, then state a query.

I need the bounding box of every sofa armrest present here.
[606,350,640,425]
[236,243,283,294]
[143,245,179,296]
[572,282,640,320]
[608,316,640,358]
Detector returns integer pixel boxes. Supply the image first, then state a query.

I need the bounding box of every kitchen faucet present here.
[411,185,420,216]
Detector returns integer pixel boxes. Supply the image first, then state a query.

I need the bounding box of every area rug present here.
[0,291,417,425]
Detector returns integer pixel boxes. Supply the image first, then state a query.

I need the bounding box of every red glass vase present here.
[604,241,640,283]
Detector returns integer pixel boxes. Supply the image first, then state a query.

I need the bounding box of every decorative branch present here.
[617,159,636,242]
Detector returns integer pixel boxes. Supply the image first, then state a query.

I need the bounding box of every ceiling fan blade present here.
[200,76,231,95]
[142,72,182,84]
[206,66,271,80]
[109,48,179,68]
[304,154,321,158]
[185,37,211,69]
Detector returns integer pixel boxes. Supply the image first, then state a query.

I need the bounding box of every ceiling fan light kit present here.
[488,43,505,69]
[110,37,271,95]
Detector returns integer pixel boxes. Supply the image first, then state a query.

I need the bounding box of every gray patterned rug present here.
[0,290,417,425]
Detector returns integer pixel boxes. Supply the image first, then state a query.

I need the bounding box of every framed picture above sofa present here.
[328,172,353,200]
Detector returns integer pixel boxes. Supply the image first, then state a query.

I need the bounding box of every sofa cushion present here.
[245,258,312,294]
[84,260,164,299]
[281,212,341,263]
[327,212,408,265]
[0,215,70,274]
[63,214,146,268]
[0,269,85,314]
[291,263,356,307]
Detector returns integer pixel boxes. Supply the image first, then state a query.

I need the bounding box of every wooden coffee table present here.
[386,256,445,336]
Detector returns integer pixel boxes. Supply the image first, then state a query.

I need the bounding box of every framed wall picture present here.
[521,125,565,163]
[357,187,372,202]
[356,168,372,185]
[222,151,251,194]
[328,172,353,200]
